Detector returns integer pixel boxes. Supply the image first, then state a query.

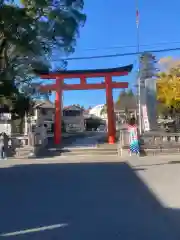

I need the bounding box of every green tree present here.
[100,104,107,116]
[0,0,86,117]
[116,89,134,104]
[126,89,134,96]
[157,65,180,115]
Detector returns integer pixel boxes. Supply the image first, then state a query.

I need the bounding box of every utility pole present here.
[136,0,142,134]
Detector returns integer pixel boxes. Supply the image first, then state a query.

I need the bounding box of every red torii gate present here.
[35,64,133,145]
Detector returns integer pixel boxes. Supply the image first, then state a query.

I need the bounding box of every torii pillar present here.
[54,78,62,145]
[105,75,116,143]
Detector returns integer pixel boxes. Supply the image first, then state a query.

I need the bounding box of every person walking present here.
[0,132,8,160]
[42,124,48,146]
[127,117,140,156]
[38,124,48,147]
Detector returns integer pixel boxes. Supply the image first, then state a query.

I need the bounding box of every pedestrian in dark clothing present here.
[0,132,8,160]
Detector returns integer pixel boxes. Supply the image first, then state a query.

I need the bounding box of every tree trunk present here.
[19,117,25,134]
[0,38,8,72]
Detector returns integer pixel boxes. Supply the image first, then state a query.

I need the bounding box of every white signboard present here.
[142,105,150,131]
[0,113,11,120]
[0,123,11,135]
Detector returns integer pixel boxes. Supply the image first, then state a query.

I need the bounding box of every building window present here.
[63,110,81,117]
[41,108,47,115]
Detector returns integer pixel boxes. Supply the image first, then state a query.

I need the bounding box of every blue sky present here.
[51,0,180,108]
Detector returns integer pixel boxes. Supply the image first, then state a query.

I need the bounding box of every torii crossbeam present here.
[35,64,133,145]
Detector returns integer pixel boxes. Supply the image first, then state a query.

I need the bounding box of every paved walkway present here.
[129,155,180,239]
[128,155,180,223]
[48,132,106,149]
[68,132,106,148]
[0,155,180,239]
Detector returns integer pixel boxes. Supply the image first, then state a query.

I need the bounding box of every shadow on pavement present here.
[0,162,179,239]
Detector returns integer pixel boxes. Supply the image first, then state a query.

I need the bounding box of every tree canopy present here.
[0,0,86,117]
[99,89,135,116]
[116,89,135,104]
[157,57,180,115]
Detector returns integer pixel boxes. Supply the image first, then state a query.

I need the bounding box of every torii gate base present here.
[36,64,133,145]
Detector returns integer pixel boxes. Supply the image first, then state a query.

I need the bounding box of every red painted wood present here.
[38,68,131,145]
[54,79,62,145]
[105,75,116,144]
[39,82,128,91]
[80,76,86,85]
[62,82,128,90]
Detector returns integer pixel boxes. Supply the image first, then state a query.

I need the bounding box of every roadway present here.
[0,155,180,239]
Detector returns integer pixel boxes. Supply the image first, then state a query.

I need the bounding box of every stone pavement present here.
[68,132,106,148]
[48,131,106,149]
[0,155,180,239]
[128,154,180,237]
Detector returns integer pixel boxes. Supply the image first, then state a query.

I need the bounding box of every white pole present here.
[136,0,142,134]
[24,112,28,135]
[138,77,142,134]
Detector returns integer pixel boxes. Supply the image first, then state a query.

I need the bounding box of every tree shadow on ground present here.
[0,162,180,239]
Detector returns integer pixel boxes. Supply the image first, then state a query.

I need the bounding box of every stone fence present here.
[118,129,180,156]
[7,133,43,158]
[10,133,42,148]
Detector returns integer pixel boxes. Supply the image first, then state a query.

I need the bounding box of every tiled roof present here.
[63,105,83,111]
[34,64,133,75]
[34,100,54,109]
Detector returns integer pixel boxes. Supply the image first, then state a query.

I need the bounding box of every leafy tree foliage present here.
[116,89,135,104]
[0,0,86,117]
[157,64,180,115]
[100,104,107,116]
[99,89,135,117]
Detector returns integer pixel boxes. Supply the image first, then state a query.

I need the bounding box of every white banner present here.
[142,105,150,131]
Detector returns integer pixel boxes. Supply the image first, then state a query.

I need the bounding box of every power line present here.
[51,46,180,61]
[64,41,180,52]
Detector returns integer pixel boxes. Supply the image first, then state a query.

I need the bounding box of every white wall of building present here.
[0,114,12,135]
[25,108,54,136]
[62,107,85,132]
[89,104,107,119]
[140,78,157,131]
[63,116,85,132]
